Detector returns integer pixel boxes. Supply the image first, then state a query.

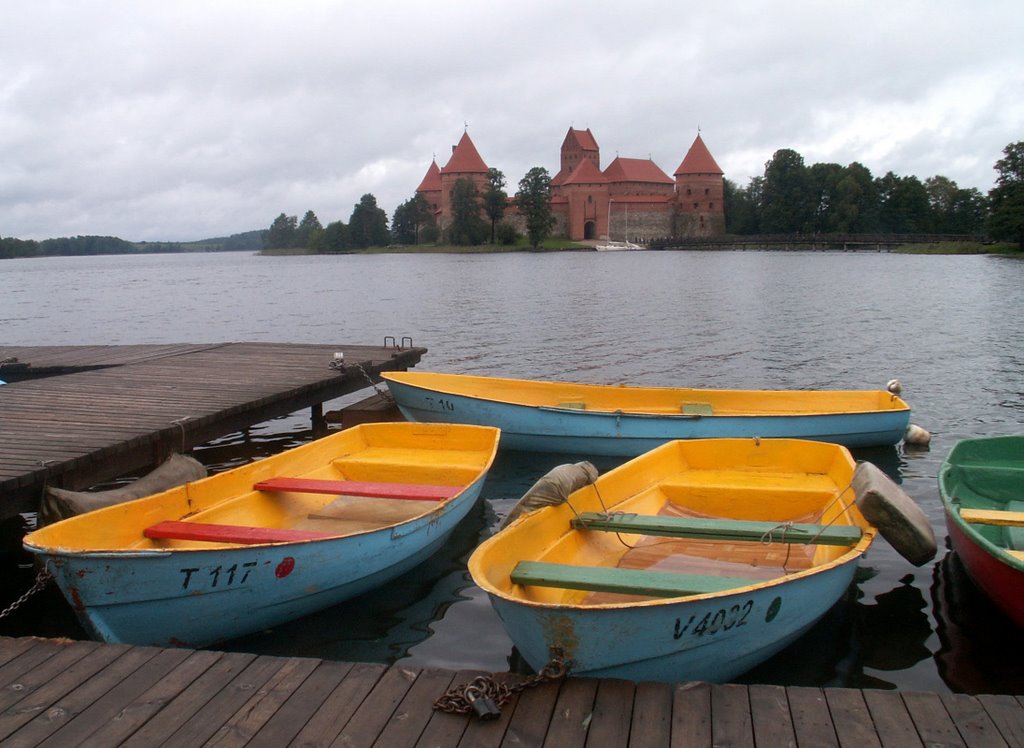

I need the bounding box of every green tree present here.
[987,141,1024,249]
[723,177,760,234]
[348,194,390,248]
[876,173,931,233]
[295,210,323,249]
[760,149,814,233]
[322,221,350,252]
[808,162,845,233]
[833,162,878,233]
[516,167,555,248]
[391,194,435,245]
[483,168,508,243]
[926,176,986,235]
[267,213,298,249]
[448,178,488,245]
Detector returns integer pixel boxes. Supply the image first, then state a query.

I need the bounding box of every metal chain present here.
[433,656,569,716]
[0,566,52,620]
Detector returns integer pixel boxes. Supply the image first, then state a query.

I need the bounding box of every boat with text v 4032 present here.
[23,422,500,648]
[469,437,934,683]
[382,371,912,456]
[939,435,1024,627]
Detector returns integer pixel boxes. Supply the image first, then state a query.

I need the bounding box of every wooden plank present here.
[747,684,797,747]
[78,649,225,748]
[143,520,334,544]
[503,678,562,748]
[959,509,1024,526]
[977,694,1024,747]
[862,690,923,747]
[243,660,353,747]
[288,662,386,747]
[629,681,674,748]
[901,691,965,747]
[939,692,1011,748]
[823,688,883,748]
[254,477,459,501]
[572,513,863,546]
[671,682,711,747]
[0,637,37,669]
[332,664,420,748]
[0,638,65,690]
[3,643,161,746]
[710,683,754,748]
[787,686,838,747]
[369,668,457,748]
[204,656,321,747]
[0,643,132,742]
[147,654,288,747]
[0,641,99,713]
[511,561,762,598]
[35,646,193,747]
[413,669,479,748]
[119,651,259,748]
[584,678,634,748]
[541,677,598,748]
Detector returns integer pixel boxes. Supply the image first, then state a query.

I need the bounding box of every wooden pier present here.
[0,342,424,518]
[0,636,1021,747]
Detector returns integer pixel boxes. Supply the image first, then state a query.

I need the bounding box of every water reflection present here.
[931,546,1024,694]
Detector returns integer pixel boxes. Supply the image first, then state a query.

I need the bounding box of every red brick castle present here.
[415,127,725,242]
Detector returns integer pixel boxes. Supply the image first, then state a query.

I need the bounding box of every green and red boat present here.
[938,435,1024,628]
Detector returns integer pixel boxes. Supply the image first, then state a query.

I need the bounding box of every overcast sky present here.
[2,1,1021,242]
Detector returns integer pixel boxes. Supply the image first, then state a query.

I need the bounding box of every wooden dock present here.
[0,636,1021,747]
[0,343,424,518]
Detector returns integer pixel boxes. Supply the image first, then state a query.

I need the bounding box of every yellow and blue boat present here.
[24,422,500,648]
[383,371,911,456]
[469,438,876,683]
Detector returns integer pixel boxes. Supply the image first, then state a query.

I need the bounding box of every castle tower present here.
[674,134,725,236]
[437,131,490,229]
[415,159,442,218]
[552,128,600,187]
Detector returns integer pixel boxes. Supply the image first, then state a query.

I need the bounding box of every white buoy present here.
[903,423,931,447]
[887,379,903,395]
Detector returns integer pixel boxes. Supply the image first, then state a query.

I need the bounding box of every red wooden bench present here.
[252,477,460,501]
[144,520,334,544]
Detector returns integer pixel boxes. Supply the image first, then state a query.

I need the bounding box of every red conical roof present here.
[604,157,673,184]
[441,131,489,174]
[675,134,723,176]
[416,159,441,192]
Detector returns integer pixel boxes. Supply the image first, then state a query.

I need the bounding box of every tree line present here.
[724,142,1024,247]
[0,231,264,260]
[268,166,558,252]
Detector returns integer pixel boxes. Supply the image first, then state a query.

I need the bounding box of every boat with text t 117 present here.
[382,371,911,456]
[23,422,500,648]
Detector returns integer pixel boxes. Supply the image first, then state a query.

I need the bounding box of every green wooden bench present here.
[253,477,460,501]
[570,512,862,546]
[510,560,763,597]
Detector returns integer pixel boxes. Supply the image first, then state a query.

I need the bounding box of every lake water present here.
[2,249,1023,694]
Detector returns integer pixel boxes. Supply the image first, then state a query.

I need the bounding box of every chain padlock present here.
[464,684,501,720]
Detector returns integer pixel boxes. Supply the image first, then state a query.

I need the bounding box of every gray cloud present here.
[1,0,1021,241]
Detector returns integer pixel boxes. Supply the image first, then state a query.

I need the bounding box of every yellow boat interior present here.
[383,371,909,416]
[470,438,875,607]
[25,423,500,552]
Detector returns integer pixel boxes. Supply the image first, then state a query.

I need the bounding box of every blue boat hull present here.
[33,476,486,648]
[386,379,909,456]
[488,559,859,683]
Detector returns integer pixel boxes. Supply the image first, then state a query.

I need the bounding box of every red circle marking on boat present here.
[276,557,296,578]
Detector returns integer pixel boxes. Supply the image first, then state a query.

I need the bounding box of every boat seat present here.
[958,508,1024,526]
[144,520,334,545]
[253,477,459,501]
[510,560,763,598]
[570,512,863,546]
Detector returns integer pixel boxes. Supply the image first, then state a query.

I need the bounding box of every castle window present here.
[709,202,714,209]
[704,188,710,195]
[588,195,592,203]
[693,202,699,209]
[686,188,691,195]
